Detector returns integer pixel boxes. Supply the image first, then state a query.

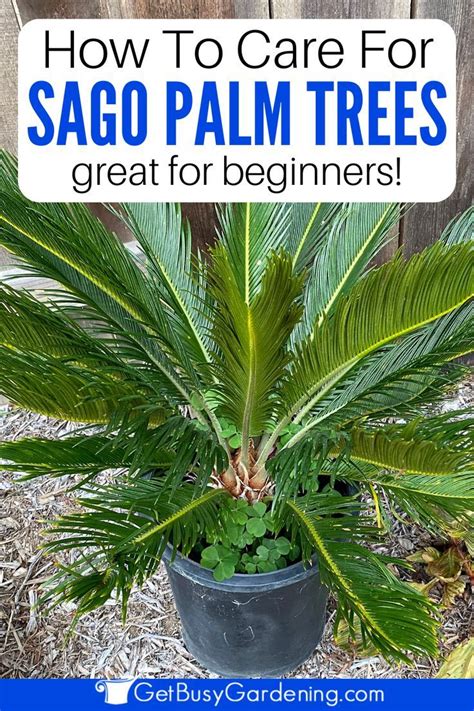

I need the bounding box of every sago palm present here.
[0,149,472,664]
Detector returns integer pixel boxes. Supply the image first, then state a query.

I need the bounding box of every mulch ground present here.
[0,382,472,679]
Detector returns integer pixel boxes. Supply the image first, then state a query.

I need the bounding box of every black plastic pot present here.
[163,547,328,677]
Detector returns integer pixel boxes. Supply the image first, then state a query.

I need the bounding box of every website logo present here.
[95,679,136,705]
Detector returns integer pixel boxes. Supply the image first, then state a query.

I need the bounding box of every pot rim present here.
[163,543,320,592]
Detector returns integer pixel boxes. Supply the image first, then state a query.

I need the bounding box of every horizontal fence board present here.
[271,1,410,19]
[15,0,246,21]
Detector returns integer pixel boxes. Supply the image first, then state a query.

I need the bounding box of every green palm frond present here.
[217,202,291,303]
[283,495,438,662]
[0,154,153,326]
[441,205,473,245]
[285,305,473,444]
[285,242,472,421]
[42,480,229,620]
[285,203,341,271]
[346,426,471,476]
[45,479,227,558]
[267,437,322,503]
[317,365,467,430]
[0,154,212,414]
[0,284,108,361]
[0,285,177,405]
[371,471,473,532]
[40,554,136,623]
[296,203,400,340]
[268,410,472,504]
[0,285,188,415]
[0,433,175,481]
[136,415,228,492]
[394,410,474,452]
[313,204,400,319]
[257,241,473,466]
[330,458,474,533]
[120,203,211,364]
[208,249,304,453]
[0,345,167,424]
[0,414,226,493]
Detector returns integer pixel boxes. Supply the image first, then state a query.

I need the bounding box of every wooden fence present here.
[0,0,472,261]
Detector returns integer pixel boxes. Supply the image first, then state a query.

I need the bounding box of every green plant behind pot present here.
[0,149,473,663]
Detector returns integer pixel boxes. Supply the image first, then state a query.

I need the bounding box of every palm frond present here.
[282,494,438,662]
[270,425,349,501]
[296,203,400,341]
[135,415,228,492]
[0,152,210,413]
[0,153,154,326]
[346,426,471,475]
[45,480,227,557]
[0,285,178,409]
[119,203,211,364]
[284,203,341,271]
[0,345,167,424]
[40,555,136,624]
[216,203,291,304]
[284,242,473,425]
[0,284,108,361]
[337,321,472,419]
[330,458,474,533]
[42,480,229,620]
[208,249,304,452]
[373,471,473,532]
[284,307,473,444]
[0,433,175,481]
[269,409,472,504]
[0,281,175,424]
[441,205,473,245]
[316,364,467,430]
[395,410,474,452]
[258,241,473,467]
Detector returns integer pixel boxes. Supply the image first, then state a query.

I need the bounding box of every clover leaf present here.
[248,501,267,517]
[275,537,291,555]
[246,517,267,537]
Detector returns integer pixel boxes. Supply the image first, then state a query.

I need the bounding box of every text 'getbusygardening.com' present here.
[130,681,385,707]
